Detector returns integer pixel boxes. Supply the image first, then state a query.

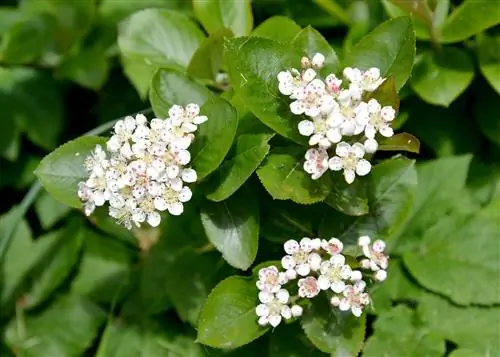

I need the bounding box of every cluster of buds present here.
[277,53,397,184]
[255,236,389,327]
[77,104,207,229]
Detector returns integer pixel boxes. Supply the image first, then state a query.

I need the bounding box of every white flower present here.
[282,238,322,276]
[290,79,335,117]
[277,68,316,97]
[350,270,363,282]
[291,305,303,317]
[325,74,342,94]
[311,53,325,68]
[257,265,288,293]
[168,103,208,134]
[374,270,387,282]
[344,67,384,94]
[338,280,370,317]
[317,254,352,293]
[298,276,320,298]
[298,113,342,148]
[363,138,379,154]
[256,289,292,327]
[364,99,395,139]
[329,92,369,136]
[358,236,389,271]
[321,237,343,256]
[303,148,329,180]
[328,142,372,184]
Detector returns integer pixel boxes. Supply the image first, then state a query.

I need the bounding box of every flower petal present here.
[356,159,371,176]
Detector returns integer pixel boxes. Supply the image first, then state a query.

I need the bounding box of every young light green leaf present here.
[448,349,484,357]
[4,295,106,357]
[301,296,366,355]
[343,17,416,90]
[149,68,213,118]
[204,133,272,202]
[197,276,267,348]
[381,2,431,41]
[191,97,239,181]
[251,16,301,42]
[478,34,500,95]
[404,199,500,305]
[35,136,107,208]
[118,8,205,68]
[440,0,500,44]
[256,147,332,204]
[411,48,474,107]
[120,54,155,100]
[201,187,259,270]
[224,37,306,144]
[378,133,420,154]
[291,26,340,74]
[193,0,253,37]
[388,0,433,28]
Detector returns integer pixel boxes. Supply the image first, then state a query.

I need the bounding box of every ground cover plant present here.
[0,0,499,356]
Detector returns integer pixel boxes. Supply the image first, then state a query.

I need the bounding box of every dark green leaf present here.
[34,191,71,230]
[365,77,400,111]
[0,8,20,35]
[411,48,474,107]
[251,16,302,42]
[378,133,420,154]
[325,178,369,216]
[343,17,416,90]
[475,85,500,147]
[58,46,110,90]
[257,147,332,204]
[269,322,327,357]
[193,0,253,36]
[388,0,433,28]
[201,187,259,270]
[35,136,107,208]
[478,34,500,95]
[197,276,267,348]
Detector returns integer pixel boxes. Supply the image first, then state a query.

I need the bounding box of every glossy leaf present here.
[251,16,301,42]
[34,191,70,229]
[121,54,155,100]
[193,0,253,37]
[366,77,400,112]
[478,34,500,95]
[35,136,107,208]
[325,178,369,216]
[378,133,420,154]
[269,322,327,357]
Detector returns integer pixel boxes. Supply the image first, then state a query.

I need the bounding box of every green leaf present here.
[191,97,239,181]
[411,48,474,107]
[118,8,205,68]
[325,178,369,216]
[224,37,306,144]
[404,199,500,305]
[301,295,366,355]
[440,0,500,44]
[0,12,55,64]
[193,0,253,37]
[343,17,416,90]
[478,34,500,95]
[251,16,302,42]
[418,293,500,354]
[34,191,71,230]
[188,28,233,80]
[366,77,400,111]
[204,133,272,202]
[0,8,20,35]
[257,147,332,204]
[291,26,340,75]
[475,85,500,147]
[58,46,110,90]
[4,295,106,357]
[121,54,155,100]
[448,349,484,357]
[269,322,327,357]
[35,136,107,208]
[363,305,445,357]
[378,133,420,154]
[197,276,267,348]
[201,187,259,270]
[87,207,137,248]
[149,68,213,118]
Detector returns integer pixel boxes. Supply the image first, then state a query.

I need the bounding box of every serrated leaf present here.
[343,17,416,90]
[191,97,239,181]
[35,136,107,208]
[149,68,213,118]
[251,16,301,42]
[201,187,259,270]
[224,37,306,144]
[301,295,366,356]
[257,147,332,204]
[197,276,267,348]
[193,0,253,37]
[204,133,272,202]
[411,48,474,107]
[118,8,204,69]
[440,0,500,44]
[478,34,500,95]
[378,133,420,154]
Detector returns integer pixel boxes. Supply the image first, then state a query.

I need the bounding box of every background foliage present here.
[1,0,499,356]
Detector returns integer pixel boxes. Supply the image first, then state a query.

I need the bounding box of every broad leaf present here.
[224,37,306,144]
[301,295,366,355]
[366,77,400,112]
[269,323,327,357]
[378,133,420,154]
[325,178,369,216]
[478,34,500,95]
[197,276,267,348]
[58,46,110,90]
[201,187,259,270]
[193,0,253,36]
[121,54,155,100]
[475,85,500,147]
[34,191,70,230]
[118,8,205,68]
[404,199,500,305]
[35,136,107,208]
[343,17,416,90]
[191,97,239,181]
[204,133,272,202]
[251,16,301,42]
[257,147,332,204]
[149,68,213,118]
[449,349,484,357]
[411,48,474,107]
[440,0,500,43]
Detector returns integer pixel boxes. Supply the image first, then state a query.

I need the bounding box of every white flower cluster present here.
[277,54,397,184]
[255,235,389,327]
[77,105,208,229]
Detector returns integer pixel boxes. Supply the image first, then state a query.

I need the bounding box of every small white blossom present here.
[358,236,389,271]
[344,67,384,94]
[290,79,335,118]
[328,142,372,184]
[338,280,370,317]
[317,254,352,293]
[298,113,342,148]
[291,305,303,317]
[364,99,395,139]
[282,238,322,276]
[374,269,387,282]
[303,148,329,180]
[256,289,292,327]
[329,92,369,136]
[298,276,320,298]
[363,138,379,154]
[321,237,343,256]
[257,265,288,293]
[311,53,325,68]
[277,68,316,97]
[325,74,342,94]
